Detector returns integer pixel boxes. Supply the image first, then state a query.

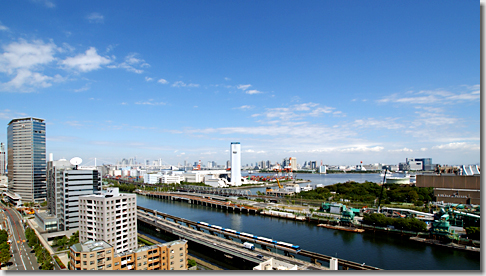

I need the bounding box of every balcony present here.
[121,260,127,265]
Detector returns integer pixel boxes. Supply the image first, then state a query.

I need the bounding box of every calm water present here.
[136,175,481,270]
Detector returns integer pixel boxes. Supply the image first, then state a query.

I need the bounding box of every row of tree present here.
[0,229,11,268]
[25,227,54,270]
[52,231,79,251]
[295,181,434,205]
[362,213,427,232]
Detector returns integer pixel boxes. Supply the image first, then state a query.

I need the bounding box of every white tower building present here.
[230,142,242,186]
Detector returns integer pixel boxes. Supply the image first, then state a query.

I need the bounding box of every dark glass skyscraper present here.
[7,117,46,202]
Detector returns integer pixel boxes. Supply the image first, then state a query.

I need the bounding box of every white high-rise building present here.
[230,142,241,186]
[78,188,137,253]
[47,158,102,231]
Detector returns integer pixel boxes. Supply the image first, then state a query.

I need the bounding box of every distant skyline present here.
[0,1,480,166]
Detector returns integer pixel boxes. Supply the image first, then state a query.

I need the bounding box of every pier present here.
[137,191,259,214]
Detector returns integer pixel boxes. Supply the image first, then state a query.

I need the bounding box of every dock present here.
[409,237,480,253]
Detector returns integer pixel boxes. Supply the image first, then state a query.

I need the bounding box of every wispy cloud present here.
[234,105,253,110]
[135,99,166,105]
[145,77,153,82]
[0,21,9,31]
[61,47,111,72]
[87,12,104,23]
[431,142,480,151]
[237,84,251,90]
[107,53,149,74]
[172,81,199,88]
[388,148,414,153]
[158,79,168,84]
[377,87,480,104]
[0,109,27,120]
[246,89,262,95]
[31,0,55,8]
[74,84,90,92]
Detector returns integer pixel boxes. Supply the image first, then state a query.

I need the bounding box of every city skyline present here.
[0,1,480,166]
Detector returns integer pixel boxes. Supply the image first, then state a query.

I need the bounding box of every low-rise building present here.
[253,258,298,270]
[69,239,188,270]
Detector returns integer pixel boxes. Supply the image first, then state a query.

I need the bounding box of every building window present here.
[83,261,86,265]
[115,262,119,266]
[90,261,94,265]
[83,254,87,258]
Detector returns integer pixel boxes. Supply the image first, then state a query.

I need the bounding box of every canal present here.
[136,189,480,270]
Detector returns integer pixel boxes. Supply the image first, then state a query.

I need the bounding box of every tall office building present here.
[47,158,102,231]
[79,188,137,253]
[0,143,6,175]
[7,117,46,203]
[230,142,241,186]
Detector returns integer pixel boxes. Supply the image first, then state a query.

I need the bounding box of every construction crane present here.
[194,160,201,171]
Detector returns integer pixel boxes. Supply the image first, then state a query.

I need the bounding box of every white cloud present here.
[172,81,199,88]
[388,148,413,153]
[61,47,111,72]
[377,87,480,104]
[431,142,480,151]
[0,39,56,74]
[107,53,148,74]
[0,109,27,120]
[352,118,404,130]
[87,12,104,23]
[135,99,166,106]
[74,84,90,92]
[0,22,9,31]
[246,89,261,95]
[234,105,253,110]
[224,77,231,81]
[145,77,153,82]
[237,84,251,90]
[158,79,168,84]
[31,0,55,8]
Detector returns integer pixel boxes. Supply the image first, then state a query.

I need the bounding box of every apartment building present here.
[78,188,137,253]
[69,239,188,270]
[47,159,102,231]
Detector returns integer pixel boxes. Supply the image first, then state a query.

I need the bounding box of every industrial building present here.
[416,175,480,205]
[78,188,137,253]
[7,117,47,203]
[69,239,188,270]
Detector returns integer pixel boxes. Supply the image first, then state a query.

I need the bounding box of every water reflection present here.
[136,194,480,270]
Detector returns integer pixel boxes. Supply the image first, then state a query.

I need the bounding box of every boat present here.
[317,224,365,233]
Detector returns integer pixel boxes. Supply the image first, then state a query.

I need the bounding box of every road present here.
[1,206,39,270]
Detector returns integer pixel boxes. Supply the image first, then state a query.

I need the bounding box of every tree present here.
[0,230,8,244]
[0,242,11,267]
[188,259,197,268]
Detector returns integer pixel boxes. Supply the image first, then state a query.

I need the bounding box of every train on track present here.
[197,221,301,252]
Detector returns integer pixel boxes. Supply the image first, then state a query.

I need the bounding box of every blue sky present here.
[0,0,480,167]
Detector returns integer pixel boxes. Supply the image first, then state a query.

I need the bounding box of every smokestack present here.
[95,158,97,167]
